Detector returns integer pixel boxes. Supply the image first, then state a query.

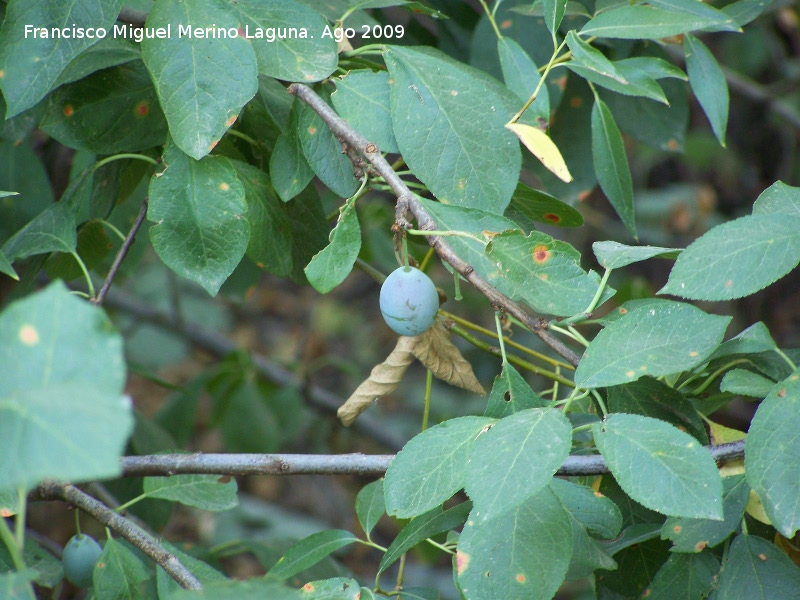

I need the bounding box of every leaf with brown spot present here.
[337,336,417,426]
[412,321,485,395]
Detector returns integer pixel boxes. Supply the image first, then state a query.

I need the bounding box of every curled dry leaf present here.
[413,321,486,395]
[338,336,418,426]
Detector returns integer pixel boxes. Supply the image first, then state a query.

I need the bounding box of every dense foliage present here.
[2,0,800,599]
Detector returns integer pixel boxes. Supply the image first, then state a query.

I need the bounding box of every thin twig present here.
[287,83,581,367]
[37,481,202,590]
[92,199,149,306]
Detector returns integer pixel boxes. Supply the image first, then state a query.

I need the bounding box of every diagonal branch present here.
[37,481,202,590]
[287,83,581,367]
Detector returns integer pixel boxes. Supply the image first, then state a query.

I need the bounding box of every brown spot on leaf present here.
[302,582,315,592]
[570,96,582,108]
[618,307,628,315]
[63,104,74,117]
[667,138,679,151]
[726,280,733,288]
[209,139,219,152]
[134,101,149,118]
[516,573,526,583]
[689,351,698,357]
[578,189,592,202]
[219,182,230,192]
[451,89,458,96]
[456,550,470,574]
[695,541,707,551]
[642,589,651,598]
[532,244,551,264]
[308,126,317,135]
[778,388,786,397]
[543,213,561,223]
[237,27,246,37]
[758,553,768,561]
[19,325,39,345]
[500,19,513,29]
[0,509,12,517]
[226,114,237,127]
[673,525,682,533]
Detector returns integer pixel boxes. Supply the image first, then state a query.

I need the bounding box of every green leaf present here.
[384,416,495,518]
[661,474,749,552]
[580,5,737,39]
[0,282,132,491]
[93,539,149,597]
[305,197,361,293]
[599,78,689,152]
[575,300,731,388]
[0,0,124,117]
[716,535,800,599]
[286,185,330,284]
[379,502,471,574]
[141,0,258,159]
[565,33,668,104]
[659,214,800,300]
[266,530,359,581]
[591,96,636,237]
[607,377,708,444]
[355,479,385,538]
[208,376,280,453]
[40,61,167,154]
[457,487,572,600]
[156,541,227,597]
[385,45,521,213]
[300,578,361,600]
[483,363,548,419]
[745,370,800,537]
[0,572,36,600]
[331,70,399,153]
[710,321,778,360]
[551,479,620,579]
[53,36,140,88]
[645,552,720,600]
[45,219,113,282]
[721,369,775,398]
[498,38,549,126]
[223,0,337,82]
[507,182,584,228]
[614,57,688,82]
[270,102,314,201]
[148,141,249,296]
[648,0,741,32]
[465,408,572,522]
[752,180,800,217]
[685,34,729,146]
[542,0,568,37]
[485,229,613,317]
[143,475,238,512]
[723,0,775,27]
[230,159,293,278]
[1,202,76,263]
[296,92,359,198]
[593,241,679,269]
[0,251,17,280]
[592,414,724,519]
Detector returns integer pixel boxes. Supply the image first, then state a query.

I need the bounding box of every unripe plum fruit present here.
[62,534,102,588]
[380,266,439,336]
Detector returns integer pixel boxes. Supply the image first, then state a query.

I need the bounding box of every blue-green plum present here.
[380,266,439,336]
[62,534,102,588]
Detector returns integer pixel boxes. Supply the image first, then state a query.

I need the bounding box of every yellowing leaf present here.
[707,420,746,444]
[412,321,485,395]
[337,336,417,426]
[505,122,573,183]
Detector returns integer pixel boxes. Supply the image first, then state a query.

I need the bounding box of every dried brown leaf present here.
[412,321,486,395]
[338,336,418,426]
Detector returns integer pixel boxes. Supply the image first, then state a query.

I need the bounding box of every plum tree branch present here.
[37,481,202,590]
[287,83,582,367]
[119,440,744,478]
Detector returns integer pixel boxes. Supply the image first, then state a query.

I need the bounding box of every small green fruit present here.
[380,266,439,336]
[62,533,102,588]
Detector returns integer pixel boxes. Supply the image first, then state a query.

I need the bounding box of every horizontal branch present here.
[287,83,581,367]
[120,440,745,478]
[37,481,202,590]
